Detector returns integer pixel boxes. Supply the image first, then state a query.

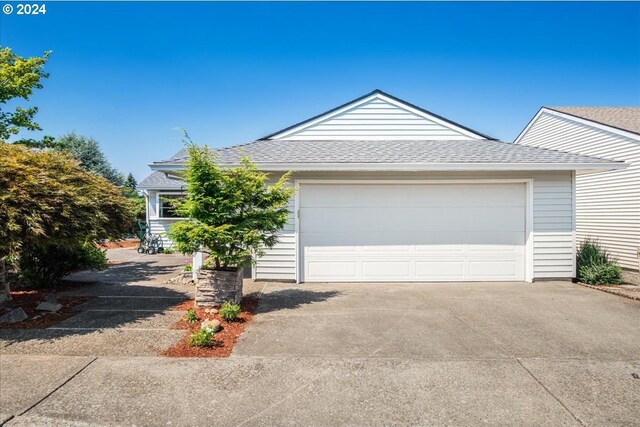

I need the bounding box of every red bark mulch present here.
[161,296,259,358]
[0,288,91,329]
[98,239,139,249]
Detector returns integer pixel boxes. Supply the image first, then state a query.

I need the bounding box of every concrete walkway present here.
[1,249,192,358]
[1,257,640,426]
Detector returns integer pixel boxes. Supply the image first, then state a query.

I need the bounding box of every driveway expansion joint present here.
[16,357,99,418]
[516,358,586,427]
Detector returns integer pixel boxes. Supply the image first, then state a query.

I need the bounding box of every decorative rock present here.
[36,301,63,312]
[167,272,194,286]
[0,307,28,323]
[44,293,58,304]
[205,308,218,314]
[200,319,221,333]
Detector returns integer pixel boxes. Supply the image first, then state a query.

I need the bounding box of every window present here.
[158,194,184,218]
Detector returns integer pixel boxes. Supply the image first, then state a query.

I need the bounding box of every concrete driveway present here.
[1,273,639,426]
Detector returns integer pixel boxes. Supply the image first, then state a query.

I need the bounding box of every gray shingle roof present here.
[152,139,617,166]
[138,171,186,189]
[548,107,640,136]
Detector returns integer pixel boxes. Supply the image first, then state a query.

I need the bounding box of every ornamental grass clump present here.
[576,238,622,285]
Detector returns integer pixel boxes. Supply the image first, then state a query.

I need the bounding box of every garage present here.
[299,182,528,282]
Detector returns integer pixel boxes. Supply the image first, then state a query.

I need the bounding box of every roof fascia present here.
[151,161,626,173]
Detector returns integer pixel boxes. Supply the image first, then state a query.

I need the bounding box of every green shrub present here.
[185,309,198,323]
[576,238,622,285]
[219,301,241,321]
[19,241,107,288]
[162,248,175,254]
[183,264,192,272]
[579,263,623,285]
[577,238,611,267]
[188,328,214,347]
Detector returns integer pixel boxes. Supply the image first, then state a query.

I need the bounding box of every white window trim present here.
[293,178,535,284]
[151,192,187,220]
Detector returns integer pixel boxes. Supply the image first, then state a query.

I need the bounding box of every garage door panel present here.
[303,232,525,247]
[300,183,526,282]
[362,261,411,278]
[415,261,465,279]
[300,184,525,208]
[307,261,357,279]
[468,260,521,279]
[302,207,524,233]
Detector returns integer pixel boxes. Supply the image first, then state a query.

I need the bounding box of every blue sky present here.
[2,1,639,180]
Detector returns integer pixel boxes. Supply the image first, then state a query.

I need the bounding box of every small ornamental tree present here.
[0,144,133,303]
[168,143,294,271]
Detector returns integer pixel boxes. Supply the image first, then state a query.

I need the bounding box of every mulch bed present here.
[0,288,91,329]
[98,239,139,249]
[161,296,259,358]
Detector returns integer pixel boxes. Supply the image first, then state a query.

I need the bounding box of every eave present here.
[149,161,626,174]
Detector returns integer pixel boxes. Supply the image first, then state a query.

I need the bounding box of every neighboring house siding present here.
[518,112,640,270]
[251,171,575,282]
[271,98,477,141]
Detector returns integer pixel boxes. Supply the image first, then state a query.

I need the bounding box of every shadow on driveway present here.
[250,288,341,314]
[0,251,191,355]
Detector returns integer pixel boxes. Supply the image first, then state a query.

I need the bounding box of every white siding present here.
[254,195,296,281]
[149,219,176,248]
[271,97,479,141]
[532,173,575,278]
[519,111,640,270]
[146,190,183,248]
[253,171,574,282]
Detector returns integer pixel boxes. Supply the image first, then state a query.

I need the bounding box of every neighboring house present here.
[139,90,624,283]
[516,107,640,271]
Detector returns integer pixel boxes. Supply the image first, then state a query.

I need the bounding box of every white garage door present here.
[299,183,526,282]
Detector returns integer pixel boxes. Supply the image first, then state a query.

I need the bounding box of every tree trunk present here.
[0,258,11,309]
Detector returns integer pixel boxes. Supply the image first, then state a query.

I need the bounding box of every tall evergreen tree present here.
[125,173,137,190]
[55,132,125,186]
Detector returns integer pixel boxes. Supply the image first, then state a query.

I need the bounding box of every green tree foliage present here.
[0,144,133,291]
[55,132,125,185]
[168,142,294,270]
[0,47,53,146]
[18,241,108,288]
[125,173,137,190]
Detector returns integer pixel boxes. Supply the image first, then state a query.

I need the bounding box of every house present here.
[139,90,625,283]
[515,107,640,271]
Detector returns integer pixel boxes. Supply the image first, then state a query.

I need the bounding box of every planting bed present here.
[162,296,259,357]
[0,289,90,329]
[98,239,139,249]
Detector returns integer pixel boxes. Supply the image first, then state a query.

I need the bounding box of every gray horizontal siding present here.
[255,192,296,281]
[532,173,574,278]
[253,171,575,282]
[519,111,639,270]
[276,98,476,141]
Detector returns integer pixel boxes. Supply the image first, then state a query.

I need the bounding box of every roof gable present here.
[516,107,640,144]
[264,90,492,141]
